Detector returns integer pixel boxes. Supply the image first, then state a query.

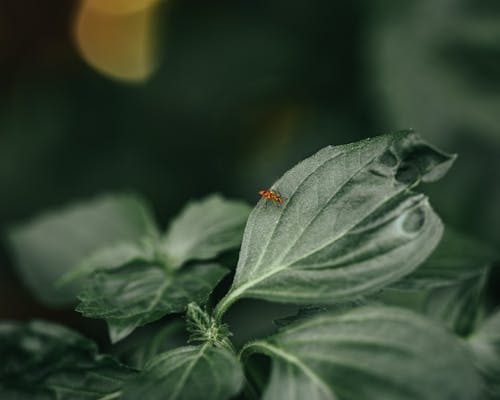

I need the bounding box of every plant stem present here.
[213,289,241,321]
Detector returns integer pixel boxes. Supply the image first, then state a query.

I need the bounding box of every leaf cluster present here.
[4,131,499,399]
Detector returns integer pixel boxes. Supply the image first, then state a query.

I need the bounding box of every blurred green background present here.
[1,0,499,336]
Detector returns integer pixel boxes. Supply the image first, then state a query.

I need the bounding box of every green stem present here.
[213,289,241,321]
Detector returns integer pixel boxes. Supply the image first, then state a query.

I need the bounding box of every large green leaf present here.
[468,310,500,399]
[0,320,136,399]
[241,306,482,400]
[215,131,453,317]
[121,344,243,400]
[379,228,497,335]
[6,194,158,306]
[76,262,228,343]
[161,194,251,268]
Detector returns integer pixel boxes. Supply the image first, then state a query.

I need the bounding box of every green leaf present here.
[6,194,159,306]
[76,263,228,343]
[161,194,251,268]
[121,344,244,400]
[379,228,497,335]
[468,310,500,398]
[58,239,158,286]
[0,320,136,399]
[113,320,186,370]
[215,131,453,317]
[390,228,497,291]
[241,306,482,400]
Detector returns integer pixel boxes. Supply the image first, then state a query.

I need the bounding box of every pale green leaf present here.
[6,194,158,306]
[58,239,158,286]
[216,131,453,317]
[121,344,244,400]
[242,306,482,400]
[0,320,136,399]
[162,194,251,268]
[468,310,500,398]
[76,263,228,343]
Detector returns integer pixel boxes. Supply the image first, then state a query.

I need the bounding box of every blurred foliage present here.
[1,0,499,329]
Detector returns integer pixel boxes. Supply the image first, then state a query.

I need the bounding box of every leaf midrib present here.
[247,342,336,400]
[238,141,395,290]
[231,186,414,301]
[170,344,208,399]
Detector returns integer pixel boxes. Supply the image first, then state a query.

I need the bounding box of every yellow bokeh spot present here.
[83,0,160,16]
[73,0,161,83]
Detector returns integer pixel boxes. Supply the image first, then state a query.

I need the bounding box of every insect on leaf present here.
[216,131,455,317]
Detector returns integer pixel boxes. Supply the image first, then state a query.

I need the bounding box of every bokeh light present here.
[73,0,162,83]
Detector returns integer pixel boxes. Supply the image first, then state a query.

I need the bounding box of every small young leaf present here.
[121,344,244,400]
[76,262,228,343]
[379,228,497,335]
[241,306,482,400]
[6,194,158,306]
[216,131,453,317]
[161,194,251,268]
[0,320,136,399]
[468,310,500,398]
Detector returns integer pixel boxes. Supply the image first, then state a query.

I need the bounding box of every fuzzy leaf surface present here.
[161,194,251,268]
[6,194,158,306]
[218,131,453,313]
[0,320,136,399]
[242,306,482,400]
[122,345,243,400]
[77,263,228,343]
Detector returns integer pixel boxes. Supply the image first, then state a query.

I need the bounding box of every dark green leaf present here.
[6,194,158,306]
[379,228,497,335]
[0,320,136,399]
[113,320,186,370]
[241,306,482,400]
[121,345,243,400]
[216,131,453,317]
[161,194,251,268]
[391,228,497,290]
[77,263,228,343]
[468,310,500,398]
